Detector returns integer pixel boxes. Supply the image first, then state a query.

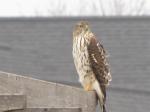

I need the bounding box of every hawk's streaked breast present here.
[73,32,95,83]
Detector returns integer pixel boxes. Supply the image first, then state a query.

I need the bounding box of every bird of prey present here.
[72,21,111,112]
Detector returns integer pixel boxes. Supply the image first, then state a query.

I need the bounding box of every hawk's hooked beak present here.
[73,25,81,36]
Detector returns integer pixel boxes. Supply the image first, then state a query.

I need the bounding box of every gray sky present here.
[0,0,149,16]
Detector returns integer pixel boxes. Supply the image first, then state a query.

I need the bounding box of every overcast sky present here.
[0,0,149,17]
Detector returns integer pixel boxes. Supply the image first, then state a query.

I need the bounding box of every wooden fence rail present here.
[0,71,97,112]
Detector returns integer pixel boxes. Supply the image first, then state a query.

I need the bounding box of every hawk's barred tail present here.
[103,104,106,112]
[93,80,106,112]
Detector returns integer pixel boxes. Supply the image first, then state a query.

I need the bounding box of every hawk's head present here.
[73,21,90,37]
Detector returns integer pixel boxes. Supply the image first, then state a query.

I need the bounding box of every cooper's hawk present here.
[72,21,111,112]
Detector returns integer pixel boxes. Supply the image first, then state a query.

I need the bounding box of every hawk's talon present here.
[84,84,92,91]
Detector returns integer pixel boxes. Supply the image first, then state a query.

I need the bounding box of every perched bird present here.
[72,21,111,112]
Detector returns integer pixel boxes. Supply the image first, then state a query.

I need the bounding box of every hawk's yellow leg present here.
[84,83,93,91]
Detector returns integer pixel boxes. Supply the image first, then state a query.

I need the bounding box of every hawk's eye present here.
[79,25,82,28]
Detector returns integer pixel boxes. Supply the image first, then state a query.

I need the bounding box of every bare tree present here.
[113,0,125,15]
[33,0,147,16]
[98,0,146,16]
[131,0,146,15]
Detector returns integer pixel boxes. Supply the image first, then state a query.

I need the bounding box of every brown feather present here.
[87,36,111,102]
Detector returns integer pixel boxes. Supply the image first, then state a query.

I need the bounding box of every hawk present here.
[72,21,111,112]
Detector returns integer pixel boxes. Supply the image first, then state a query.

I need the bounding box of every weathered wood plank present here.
[0,71,97,112]
[6,108,81,112]
[0,95,26,112]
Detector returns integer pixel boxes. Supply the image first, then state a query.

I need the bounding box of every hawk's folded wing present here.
[87,36,112,86]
